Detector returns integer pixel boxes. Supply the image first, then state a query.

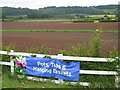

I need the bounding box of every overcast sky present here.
[0,0,119,9]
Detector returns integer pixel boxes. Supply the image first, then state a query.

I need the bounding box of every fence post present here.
[57,54,64,84]
[115,57,119,88]
[10,50,14,75]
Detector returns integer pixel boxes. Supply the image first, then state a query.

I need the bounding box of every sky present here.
[0,0,119,9]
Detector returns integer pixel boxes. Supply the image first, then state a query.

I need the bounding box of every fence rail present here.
[0,50,115,62]
[0,50,119,87]
[0,62,11,66]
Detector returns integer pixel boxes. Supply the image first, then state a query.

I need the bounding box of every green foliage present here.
[30,55,36,57]
[59,32,101,57]
[2,66,85,88]
[59,50,68,56]
[2,55,10,62]
[109,47,119,58]
[2,5,118,17]
[99,19,120,22]
[27,13,51,18]
[88,75,115,88]
[43,55,51,59]
[2,43,16,52]
[2,14,7,20]
[104,15,109,17]
[25,45,51,54]
[73,19,120,23]
[27,48,36,53]
[89,32,101,57]
[95,5,117,9]
[2,29,120,33]
[38,45,47,54]
[73,20,94,23]
[67,44,89,57]
[1,14,14,21]
[2,7,34,16]
[2,19,14,21]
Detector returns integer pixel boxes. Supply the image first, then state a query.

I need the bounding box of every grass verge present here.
[1,30,120,33]
[2,66,86,88]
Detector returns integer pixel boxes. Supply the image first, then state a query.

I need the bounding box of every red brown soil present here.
[1,21,119,57]
[2,21,118,31]
[2,32,118,57]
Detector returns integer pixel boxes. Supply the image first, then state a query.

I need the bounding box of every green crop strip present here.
[0,30,120,33]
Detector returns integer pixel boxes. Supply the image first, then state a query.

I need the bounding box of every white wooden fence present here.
[0,50,119,87]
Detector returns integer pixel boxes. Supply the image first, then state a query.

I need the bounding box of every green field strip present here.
[0,30,120,33]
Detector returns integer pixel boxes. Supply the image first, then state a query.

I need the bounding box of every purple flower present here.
[13,55,16,58]
[16,60,26,69]
[22,62,26,68]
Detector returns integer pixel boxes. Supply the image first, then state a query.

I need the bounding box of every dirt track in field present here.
[2,32,118,57]
[2,21,118,31]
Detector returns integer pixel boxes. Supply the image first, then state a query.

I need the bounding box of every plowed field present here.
[2,21,118,31]
[2,21,119,57]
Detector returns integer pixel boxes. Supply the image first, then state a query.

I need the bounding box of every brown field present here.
[1,21,119,57]
[2,21,118,31]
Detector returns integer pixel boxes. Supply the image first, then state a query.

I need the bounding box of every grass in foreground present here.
[2,66,85,88]
[2,61,116,88]
[2,62,116,88]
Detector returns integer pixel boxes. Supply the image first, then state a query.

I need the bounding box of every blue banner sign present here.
[13,55,80,81]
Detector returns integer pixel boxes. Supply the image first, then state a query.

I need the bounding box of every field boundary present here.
[1,29,120,33]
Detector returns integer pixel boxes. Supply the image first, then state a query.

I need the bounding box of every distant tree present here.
[104,15,108,17]
[27,13,50,18]
[75,14,80,19]
[18,7,21,9]
[40,13,50,18]
[18,16,23,19]
[103,15,109,20]
[115,14,120,19]
[2,14,7,20]
[80,15,86,18]
[27,13,39,18]
[2,5,118,16]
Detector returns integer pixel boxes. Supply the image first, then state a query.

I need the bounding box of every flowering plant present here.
[13,55,26,73]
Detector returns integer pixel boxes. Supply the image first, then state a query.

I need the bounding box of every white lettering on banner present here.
[33,61,72,77]
[51,63,61,69]
[32,67,72,77]
[62,65,66,70]
[37,62,49,67]
[37,62,66,70]
[53,69,71,77]
[33,67,52,73]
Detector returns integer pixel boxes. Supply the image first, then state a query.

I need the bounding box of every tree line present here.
[1,5,118,19]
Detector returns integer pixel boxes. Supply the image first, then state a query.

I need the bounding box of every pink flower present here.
[16,60,26,69]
